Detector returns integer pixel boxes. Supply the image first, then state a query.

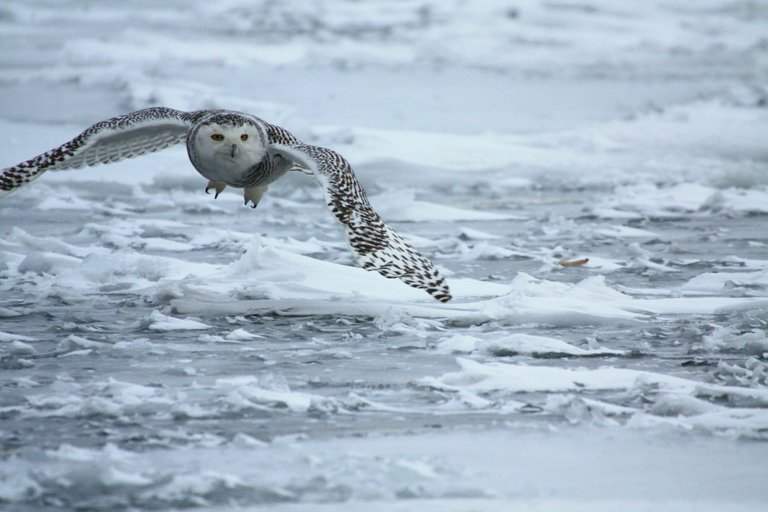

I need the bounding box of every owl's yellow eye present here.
[240,134,249,141]
[210,133,224,141]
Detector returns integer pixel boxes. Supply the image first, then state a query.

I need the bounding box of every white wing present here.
[0,107,204,197]
[269,141,452,303]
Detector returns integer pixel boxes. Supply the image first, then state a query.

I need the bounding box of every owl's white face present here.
[195,123,267,162]
[190,121,269,185]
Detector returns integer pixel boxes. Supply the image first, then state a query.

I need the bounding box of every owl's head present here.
[192,112,268,162]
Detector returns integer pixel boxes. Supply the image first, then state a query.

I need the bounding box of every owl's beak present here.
[229,144,238,158]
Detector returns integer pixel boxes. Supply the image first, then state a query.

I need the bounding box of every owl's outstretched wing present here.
[269,141,452,303]
[0,107,204,197]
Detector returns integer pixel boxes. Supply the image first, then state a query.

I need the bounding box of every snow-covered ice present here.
[1,1,768,510]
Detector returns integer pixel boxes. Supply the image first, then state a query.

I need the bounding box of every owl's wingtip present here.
[428,283,453,303]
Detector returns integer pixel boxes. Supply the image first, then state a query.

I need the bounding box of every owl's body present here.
[186,111,289,193]
[0,108,452,303]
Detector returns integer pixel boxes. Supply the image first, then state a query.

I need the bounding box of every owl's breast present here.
[187,141,270,188]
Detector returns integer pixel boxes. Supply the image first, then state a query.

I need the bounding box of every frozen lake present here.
[1,1,768,510]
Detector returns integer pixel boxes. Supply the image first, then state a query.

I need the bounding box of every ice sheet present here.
[1,1,767,510]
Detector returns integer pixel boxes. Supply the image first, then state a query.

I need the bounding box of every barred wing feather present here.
[270,142,452,303]
[0,107,200,196]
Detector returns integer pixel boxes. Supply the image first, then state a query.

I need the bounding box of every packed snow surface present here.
[1,1,768,510]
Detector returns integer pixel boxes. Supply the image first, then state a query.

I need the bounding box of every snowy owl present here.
[0,108,452,303]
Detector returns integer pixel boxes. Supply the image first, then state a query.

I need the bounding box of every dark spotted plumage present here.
[0,107,453,303]
[0,108,205,192]
[268,141,452,303]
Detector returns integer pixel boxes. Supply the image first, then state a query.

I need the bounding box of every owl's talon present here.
[243,186,268,209]
[205,180,226,199]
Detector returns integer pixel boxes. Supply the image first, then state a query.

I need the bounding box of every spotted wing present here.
[269,142,452,303]
[0,107,205,197]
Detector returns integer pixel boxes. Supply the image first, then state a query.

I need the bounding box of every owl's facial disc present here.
[200,123,265,162]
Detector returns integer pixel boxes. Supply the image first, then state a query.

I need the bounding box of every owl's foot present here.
[205,181,227,199]
[244,186,268,208]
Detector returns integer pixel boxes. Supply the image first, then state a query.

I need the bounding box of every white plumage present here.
[0,108,452,303]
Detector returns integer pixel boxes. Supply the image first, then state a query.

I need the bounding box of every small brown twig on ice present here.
[558,257,589,267]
